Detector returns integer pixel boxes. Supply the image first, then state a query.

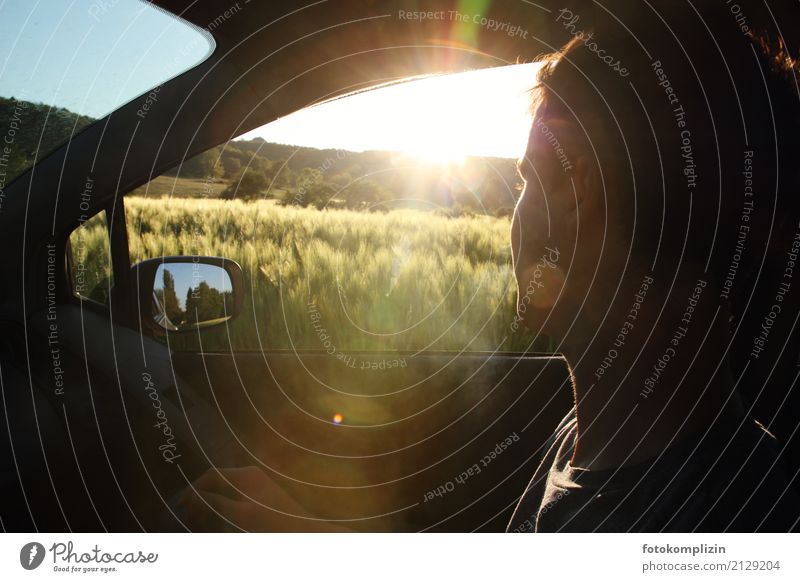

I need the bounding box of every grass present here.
[127,175,227,198]
[124,195,546,353]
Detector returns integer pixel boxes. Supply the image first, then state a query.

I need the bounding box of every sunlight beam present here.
[239,63,540,162]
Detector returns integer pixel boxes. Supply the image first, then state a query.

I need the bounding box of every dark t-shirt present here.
[507,407,800,532]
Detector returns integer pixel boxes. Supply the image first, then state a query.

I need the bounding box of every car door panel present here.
[171,350,572,531]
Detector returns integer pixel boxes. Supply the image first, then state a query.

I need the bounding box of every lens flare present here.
[332,413,344,424]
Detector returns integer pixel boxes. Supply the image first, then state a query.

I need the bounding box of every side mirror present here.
[131,256,244,333]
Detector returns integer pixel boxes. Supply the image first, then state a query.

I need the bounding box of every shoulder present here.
[506,407,576,532]
[546,407,577,451]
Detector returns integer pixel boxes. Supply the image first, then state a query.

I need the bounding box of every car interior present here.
[1,0,799,533]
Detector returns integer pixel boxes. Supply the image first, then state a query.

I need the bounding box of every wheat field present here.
[123,196,545,353]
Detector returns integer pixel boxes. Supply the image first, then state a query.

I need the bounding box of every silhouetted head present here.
[512,2,800,365]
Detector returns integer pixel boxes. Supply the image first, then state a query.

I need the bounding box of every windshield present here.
[0,0,214,189]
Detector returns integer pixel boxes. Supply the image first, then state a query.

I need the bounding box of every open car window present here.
[124,64,550,354]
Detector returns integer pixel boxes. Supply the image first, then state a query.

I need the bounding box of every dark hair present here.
[529,2,800,403]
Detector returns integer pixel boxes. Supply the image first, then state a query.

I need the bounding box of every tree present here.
[286,168,324,207]
[164,148,223,179]
[220,167,269,200]
[338,179,389,210]
[161,268,183,323]
[184,281,223,324]
[330,172,353,189]
[221,155,242,179]
[306,181,337,210]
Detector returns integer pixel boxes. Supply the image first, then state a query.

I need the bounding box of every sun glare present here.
[240,63,539,162]
[411,147,468,166]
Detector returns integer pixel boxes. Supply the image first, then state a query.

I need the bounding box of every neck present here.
[564,277,740,470]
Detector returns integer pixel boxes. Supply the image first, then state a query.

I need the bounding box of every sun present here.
[242,63,540,162]
[410,147,468,166]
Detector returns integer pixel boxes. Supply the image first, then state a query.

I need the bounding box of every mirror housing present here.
[131,256,244,334]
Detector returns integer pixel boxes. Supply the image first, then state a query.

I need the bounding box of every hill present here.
[0,97,95,185]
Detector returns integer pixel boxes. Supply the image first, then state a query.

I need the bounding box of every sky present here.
[0,0,538,160]
[241,63,539,161]
[0,0,212,118]
[156,263,233,311]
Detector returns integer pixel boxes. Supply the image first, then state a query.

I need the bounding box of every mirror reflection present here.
[152,262,234,332]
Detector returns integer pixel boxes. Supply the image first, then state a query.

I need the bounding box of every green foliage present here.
[220,166,270,200]
[153,139,522,216]
[67,211,114,304]
[306,181,337,210]
[294,167,323,190]
[125,196,546,353]
[221,155,241,179]
[0,97,95,184]
[184,281,224,323]
[338,179,390,210]
[284,167,335,208]
[165,148,223,179]
[161,269,183,322]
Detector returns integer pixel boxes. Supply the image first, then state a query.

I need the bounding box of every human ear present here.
[570,152,600,214]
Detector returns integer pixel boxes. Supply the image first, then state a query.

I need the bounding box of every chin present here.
[515,299,549,333]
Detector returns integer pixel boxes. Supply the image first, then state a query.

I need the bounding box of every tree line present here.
[170,138,521,216]
[0,96,95,184]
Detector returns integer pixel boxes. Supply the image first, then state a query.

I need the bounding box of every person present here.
[176,1,800,532]
[506,2,800,531]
